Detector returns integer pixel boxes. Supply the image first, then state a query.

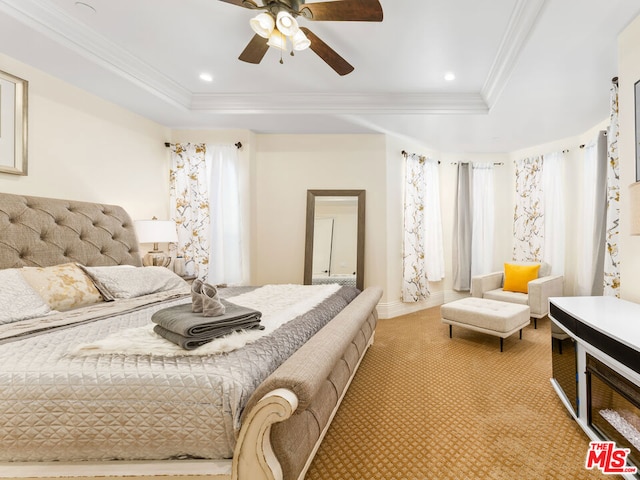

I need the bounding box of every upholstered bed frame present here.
[0,192,382,480]
[0,193,141,269]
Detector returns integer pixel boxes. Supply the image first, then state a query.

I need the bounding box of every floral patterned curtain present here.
[169,143,210,278]
[512,156,544,262]
[402,154,444,302]
[403,154,428,301]
[603,80,620,297]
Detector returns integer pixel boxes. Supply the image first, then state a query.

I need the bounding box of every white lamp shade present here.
[250,12,275,38]
[276,11,299,37]
[267,29,287,50]
[291,29,310,51]
[134,219,178,244]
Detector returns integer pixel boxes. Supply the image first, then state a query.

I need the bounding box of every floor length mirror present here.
[304,190,365,291]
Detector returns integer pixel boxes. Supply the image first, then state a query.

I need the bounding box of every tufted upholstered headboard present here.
[0,192,142,269]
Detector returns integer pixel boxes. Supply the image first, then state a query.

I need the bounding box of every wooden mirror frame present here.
[304,189,366,291]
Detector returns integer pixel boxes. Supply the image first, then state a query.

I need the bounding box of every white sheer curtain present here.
[206,145,244,285]
[471,163,495,276]
[424,158,445,282]
[542,152,565,276]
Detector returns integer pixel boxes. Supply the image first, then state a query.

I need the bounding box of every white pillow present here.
[83,266,190,299]
[0,269,51,325]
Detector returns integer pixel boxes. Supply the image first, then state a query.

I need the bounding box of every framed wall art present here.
[0,69,28,175]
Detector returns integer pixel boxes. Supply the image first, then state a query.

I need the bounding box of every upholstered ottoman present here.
[441,297,530,351]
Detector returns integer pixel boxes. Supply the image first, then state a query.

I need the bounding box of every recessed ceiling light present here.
[75,2,96,13]
[199,73,214,82]
[444,72,456,82]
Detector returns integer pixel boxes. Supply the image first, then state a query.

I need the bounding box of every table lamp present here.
[134,217,178,267]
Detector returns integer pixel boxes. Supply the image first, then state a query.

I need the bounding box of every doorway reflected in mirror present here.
[304,190,365,291]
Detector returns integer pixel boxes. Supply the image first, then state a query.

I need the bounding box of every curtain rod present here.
[401,150,440,164]
[164,142,243,149]
[450,162,504,166]
[579,130,608,149]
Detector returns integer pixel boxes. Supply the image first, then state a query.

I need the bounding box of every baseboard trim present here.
[377,290,471,319]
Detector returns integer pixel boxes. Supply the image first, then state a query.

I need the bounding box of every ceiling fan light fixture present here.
[291,29,311,51]
[250,12,275,38]
[267,29,287,51]
[276,11,299,36]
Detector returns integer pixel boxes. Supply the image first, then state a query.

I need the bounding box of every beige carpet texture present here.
[305,306,619,480]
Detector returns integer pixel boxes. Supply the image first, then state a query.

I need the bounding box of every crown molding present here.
[0,0,192,109]
[190,92,489,115]
[0,0,541,117]
[481,0,547,108]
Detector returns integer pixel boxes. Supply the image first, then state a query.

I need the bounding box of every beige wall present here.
[0,53,170,221]
[252,134,388,297]
[619,15,640,303]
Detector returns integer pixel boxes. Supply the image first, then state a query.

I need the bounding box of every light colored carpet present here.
[305,306,618,480]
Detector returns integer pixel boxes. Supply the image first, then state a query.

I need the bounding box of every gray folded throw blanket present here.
[153,320,264,350]
[151,299,262,343]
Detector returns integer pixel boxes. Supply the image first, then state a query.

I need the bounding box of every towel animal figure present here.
[191,278,204,313]
[191,279,226,316]
[202,283,226,317]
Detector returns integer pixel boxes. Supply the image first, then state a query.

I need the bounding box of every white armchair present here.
[471,262,564,328]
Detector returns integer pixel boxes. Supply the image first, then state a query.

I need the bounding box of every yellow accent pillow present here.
[20,263,103,311]
[503,263,540,294]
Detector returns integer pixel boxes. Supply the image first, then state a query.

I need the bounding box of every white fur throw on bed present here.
[68,283,340,357]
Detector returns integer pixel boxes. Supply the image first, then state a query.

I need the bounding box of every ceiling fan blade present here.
[300,27,354,76]
[218,0,259,9]
[299,0,383,22]
[238,34,269,64]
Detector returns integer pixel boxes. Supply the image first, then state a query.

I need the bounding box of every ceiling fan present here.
[220,0,383,76]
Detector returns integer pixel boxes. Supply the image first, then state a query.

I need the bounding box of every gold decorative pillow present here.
[20,263,104,311]
[502,263,540,294]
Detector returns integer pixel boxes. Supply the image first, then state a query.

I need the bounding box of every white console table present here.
[549,296,640,479]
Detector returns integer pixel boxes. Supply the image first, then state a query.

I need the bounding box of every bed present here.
[0,192,382,480]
